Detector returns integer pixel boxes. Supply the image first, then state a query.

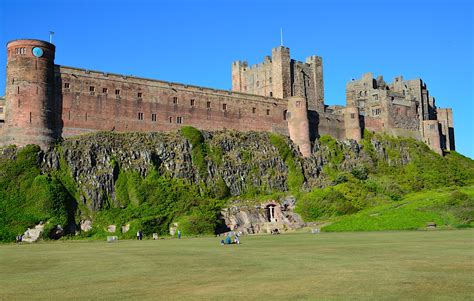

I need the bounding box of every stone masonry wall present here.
[58,66,290,138]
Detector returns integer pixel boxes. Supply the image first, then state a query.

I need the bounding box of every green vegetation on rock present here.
[180,126,207,177]
[269,133,304,194]
[0,145,75,241]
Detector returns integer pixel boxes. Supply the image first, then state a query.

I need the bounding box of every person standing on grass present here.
[137,230,140,240]
[177,230,181,239]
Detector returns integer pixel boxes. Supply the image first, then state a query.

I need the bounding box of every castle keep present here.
[0,39,455,155]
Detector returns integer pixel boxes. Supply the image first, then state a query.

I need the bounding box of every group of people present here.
[220,232,241,245]
[136,230,143,240]
[15,235,23,243]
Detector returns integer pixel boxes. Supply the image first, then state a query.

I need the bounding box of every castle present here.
[0,39,455,156]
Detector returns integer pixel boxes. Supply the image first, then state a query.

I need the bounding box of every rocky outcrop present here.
[41,131,292,211]
[35,130,417,215]
[222,198,305,234]
[22,223,45,242]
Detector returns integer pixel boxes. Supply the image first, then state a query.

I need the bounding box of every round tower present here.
[2,39,57,149]
[287,96,311,157]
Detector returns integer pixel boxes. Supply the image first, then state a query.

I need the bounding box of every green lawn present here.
[1,230,473,300]
[322,186,474,232]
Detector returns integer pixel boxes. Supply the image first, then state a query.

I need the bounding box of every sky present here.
[1,0,473,158]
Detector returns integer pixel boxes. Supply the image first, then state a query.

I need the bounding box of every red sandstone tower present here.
[1,39,58,149]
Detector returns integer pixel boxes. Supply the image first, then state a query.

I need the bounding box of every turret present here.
[422,120,442,155]
[344,106,362,142]
[306,55,324,111]
[287,96,311,157]
[271,46,291,99]
[231,60,248,92]
[1,39,57,149]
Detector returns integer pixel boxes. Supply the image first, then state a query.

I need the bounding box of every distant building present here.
[0,39,454,156]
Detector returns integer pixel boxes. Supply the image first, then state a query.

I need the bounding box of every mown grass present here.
[0,230,472,300]
[323,186,474,232]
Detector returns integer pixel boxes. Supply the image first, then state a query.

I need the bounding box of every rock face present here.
[22,223,45,242]
[36,130,416,220]
[41,131,292,211]
[80,220,92,232]
[222,198,305,234]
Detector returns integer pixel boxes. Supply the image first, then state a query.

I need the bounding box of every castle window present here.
[172,97,178,105]
[269,77,272,83]
[283,110,288,120]
[151,113,157,122]
[296,101,301,107]
[169,116,173,123]
[190,99,195,107]
[17,86,20,94]
[373,94,378,100]
[256,81,260,87]
[252,107,256,114]
[138,112,144,120]
[176,116,183,124]
[372,108,381,116]
[29,112,32,123]
[115,89,120,95]
[207,101,211,109]
[103,88,108,93]
[89,86,95,92]
[137,92,142,98]
[64,83,70,89]
[222,103,227,111]
[351,113,355,119]
[266,109,270,116]
[269,92,273,97]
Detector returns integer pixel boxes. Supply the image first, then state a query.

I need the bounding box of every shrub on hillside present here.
[351,165,368,180]
[296,188,358,221]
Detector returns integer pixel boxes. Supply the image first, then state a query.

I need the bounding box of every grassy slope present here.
[0,230,472,300]
[323,186,474,232]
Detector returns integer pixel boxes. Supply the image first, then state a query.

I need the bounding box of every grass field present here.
[1,230,473,301]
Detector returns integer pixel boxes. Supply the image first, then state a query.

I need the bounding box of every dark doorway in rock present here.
[266,204,277,222]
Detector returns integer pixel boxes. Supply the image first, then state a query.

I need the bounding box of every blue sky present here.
[1,0,473,158]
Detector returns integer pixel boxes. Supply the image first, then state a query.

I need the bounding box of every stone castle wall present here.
[57,66,290,138]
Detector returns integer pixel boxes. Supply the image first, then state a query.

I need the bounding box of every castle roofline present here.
[6,39,54,47]
[58,65,287,104]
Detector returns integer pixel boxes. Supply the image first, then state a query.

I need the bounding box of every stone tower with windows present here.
[1,39,58,149]
[231,46,325,112]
